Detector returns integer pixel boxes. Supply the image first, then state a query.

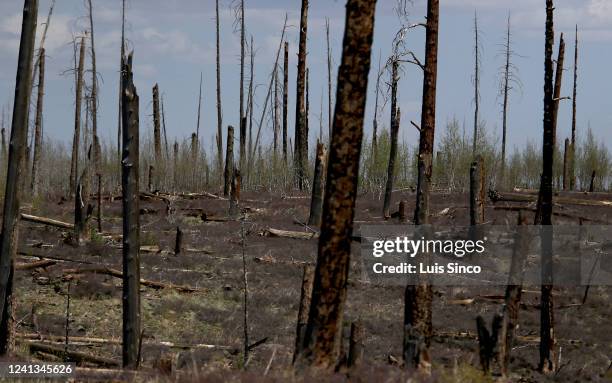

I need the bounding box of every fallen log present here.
[26,342,119,367]
[20,213,74,230]
[15,259,56,270]
[264,228,318,240]
[18,252,94,265]
[63,267,201,293]
[254,254,312,267]
[489,189,612,208]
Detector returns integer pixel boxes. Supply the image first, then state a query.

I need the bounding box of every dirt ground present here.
[11,190,612,382]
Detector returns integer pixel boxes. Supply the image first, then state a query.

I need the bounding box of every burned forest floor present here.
[9,189,612,382]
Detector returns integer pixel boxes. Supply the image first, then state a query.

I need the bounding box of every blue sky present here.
[0,0,610,153]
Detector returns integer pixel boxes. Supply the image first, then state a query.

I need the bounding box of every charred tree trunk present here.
[297,0,377,369]
[0,0,38,355]
[347,321,364,368]
[152,84,162,167]
[173,141,179,191]
[224,126,234,197]
[589,170,596,192]
[473,12,480,155]
[570,26,578,191]
[239,0,246,173]
[382,60,399,218]
[273,66,279,159]
[161,96,169,160]
[294,0,309,190]
[195,74,202,156]
[70,38,85,196]
[30,48,45,196]
[326,18,333,141]
[87,0,100,174]
[500,15,511,188]
[283,42,289,166]
[216,0,223,183]
[562,138,569,191]
[96,174,102,233]
[248,36,255,174]
[293,264,315,363]
[174,227,183,255]
[372,54,381,160]
[469,155,485,239]
[121,53,141,369]
[405,0,439,372]
[306,68,310,148]
[117,0,126,178]
[538,0,556,374]
[552,33,565,148]
[229,167,241,218]
[74,148,91,245]
[307,141,326,226]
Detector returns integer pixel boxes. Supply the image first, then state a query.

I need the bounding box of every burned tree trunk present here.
[121,53,141,369]
[70,37,85,197]
[96,174,102,233]
[347,321,364,368]
[473,12,480,154]
[538,0,556,374]
[152,84,162,167]
[469,155,485,238]
[117,0,126,176]
[229,167,241,218]
[297,0,377,369]
[216,0,223,186]
[406,0,439,372]
[562,138,569,191]
[239,0,246,172]
[307,141,327,226]
[30,48,45,196]
[372,54,381,159]
[293,264,315,363]
[0,0,38,355]
[74,148,91,245]
[224,126,234,197]
[551,33,565,147]
[500,15,511,187]
[294,0,309,190]
[382,60,399,218]
[87,0,101,174]
[174,227,183,255]
[326,19,333,140]
[283,42,289,166]
[589,170,596,192]
[570,26,578,191]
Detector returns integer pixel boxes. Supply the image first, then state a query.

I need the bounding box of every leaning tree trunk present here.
[551,33,565,148]
[283,42,289,166]
[294,0,309,190]
[30,48,45,196]
[121,53,141,370]
[570,25,578,191]
[405,0,439,372]
[382,60,399,218]
[307,141,327,226]
[224,126,234,197]
[297,0,377,369]
[538,0,556,374]
[0,0,38,356]
[70,37,86,197]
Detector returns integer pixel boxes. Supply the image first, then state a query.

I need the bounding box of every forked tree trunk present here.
[70,37,86,197]
[538,0,556,374]
[121,53,141,369]
[224,126,234,197]
[570,26,578,191]
[405,0,439,372]
[283,42,289,166]
[294,0,309,190]
[382,60,399,218]
[298,0,377,369]
[0,0,39,355]
[307,141,326,226]
[30,48,45,196]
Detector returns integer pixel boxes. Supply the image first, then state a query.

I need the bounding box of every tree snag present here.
[0,0,39,356]
[121,53,141,369]
[70,37,86,197]
[551,33,565,148]
[298,0,377,369]
[216,0,223,185]
[294,0,309,190]
[406,0,439,372]
[570,25,578,191]
[307,141,327,226]
[224,126,234,197]
[283,41,289,166]
[152,84,162,170]
[293,264,314,363]
[30,48,45,196]
[383,59,400,218]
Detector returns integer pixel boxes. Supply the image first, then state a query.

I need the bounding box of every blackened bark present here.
[283,42,289,165]
[589,170,596,192]
[174,227,183,255]
[294,0,309,190]
[347,321,364,368]
[173,141,179,191]
[299,0,377,369]
[239,0,246,172]
[562,138,569,191]
[74,148,91,245]
[473,13,480,154]
[153,84,162,166]
[121,53,141,369]
[500,15,511,187]
[469,155,485,226]
[229,167,240,218]
[216,0,223,181]
[87,0,100,174]
[406,0,439,371]
[383,60,399,218]
[538,0,556,374]
[30,48,45,196]
[307,141,326,226]
[551,34,565,148]
[293,264,314,363]
[70,37,85,196]
[224,126,234,197]
[96,174,102,233]
[570,26,578,191]
[0,0,38,355]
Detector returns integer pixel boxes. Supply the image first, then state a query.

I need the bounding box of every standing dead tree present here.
[372,53,382,158]
[196,73,203,156]
[0,0,38,355]
[472,12,481,155]
[551,33,565,147]
[469,155,485,239]
[224,126,235,197]
[70,37,86,197]
[74,147,92,245]
[569,25,578,191]
[30,48,45,196]
[294,0,309,190]
[538,0,556,374]
[247,36,255,173]
[382,59,400,219]
[283,42,289,166]
[406,0,439,372]
[562,138,569,190]
[216,0,223,182]
[326,18,333,140]
[307,141,327,226]
[87,0,101,174]
[297,0,377,369]
[237,0,246,173]
[152,84,162,187]
[117,0,126,173]
[293,264,315,362]
[121,53,141,369]
[498,13,521,188]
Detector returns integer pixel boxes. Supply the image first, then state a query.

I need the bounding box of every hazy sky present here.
[0,0,610,154]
